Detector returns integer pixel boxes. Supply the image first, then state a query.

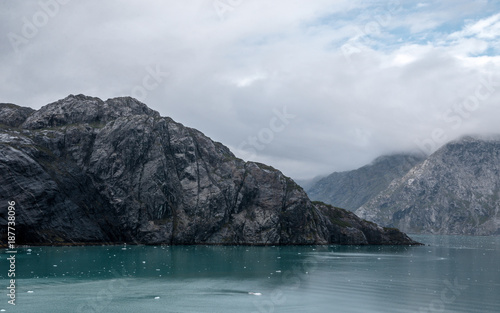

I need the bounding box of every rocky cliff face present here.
[356,137,500,235]
[305,154,425,211]
[0,95,418,245]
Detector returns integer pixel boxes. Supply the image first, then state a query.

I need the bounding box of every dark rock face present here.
[0,103,35,127]
[356,137,500,235]
[0,95,418,245]
[305,154,425,211]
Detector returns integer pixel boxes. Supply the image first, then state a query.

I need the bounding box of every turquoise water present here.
[1,235,499,312]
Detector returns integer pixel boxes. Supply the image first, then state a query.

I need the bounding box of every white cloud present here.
[385,44,434,67]
[450,13,500,39]
[233,72,269,87]
[1,0,500,179]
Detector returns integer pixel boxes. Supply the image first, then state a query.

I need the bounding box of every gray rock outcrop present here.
[0,95,418,245]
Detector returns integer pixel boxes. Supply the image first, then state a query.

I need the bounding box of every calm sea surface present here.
[1,235,499,313]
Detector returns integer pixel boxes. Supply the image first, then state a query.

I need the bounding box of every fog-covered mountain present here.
[356,136,500,235]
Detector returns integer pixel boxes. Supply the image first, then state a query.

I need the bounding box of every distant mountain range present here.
[304,154,425,211]
[303,137,500,235]
[0,95,417,246]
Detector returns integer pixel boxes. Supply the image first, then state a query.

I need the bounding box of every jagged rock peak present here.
[22,94,160,129]
[0,103,36,128]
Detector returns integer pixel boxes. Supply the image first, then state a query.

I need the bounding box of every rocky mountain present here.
[304,154,425,211]
[356,136,500,235]
[0,95,418,246]
[295,175,325,192]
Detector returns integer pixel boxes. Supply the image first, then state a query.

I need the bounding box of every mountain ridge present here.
[0,95,419,246]
[304,153,425,211]
[356,136,500,235]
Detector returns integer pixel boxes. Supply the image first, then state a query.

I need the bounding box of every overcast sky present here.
[2,0,500,179]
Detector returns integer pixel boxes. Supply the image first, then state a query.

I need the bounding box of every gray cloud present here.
[2,0,500,179]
